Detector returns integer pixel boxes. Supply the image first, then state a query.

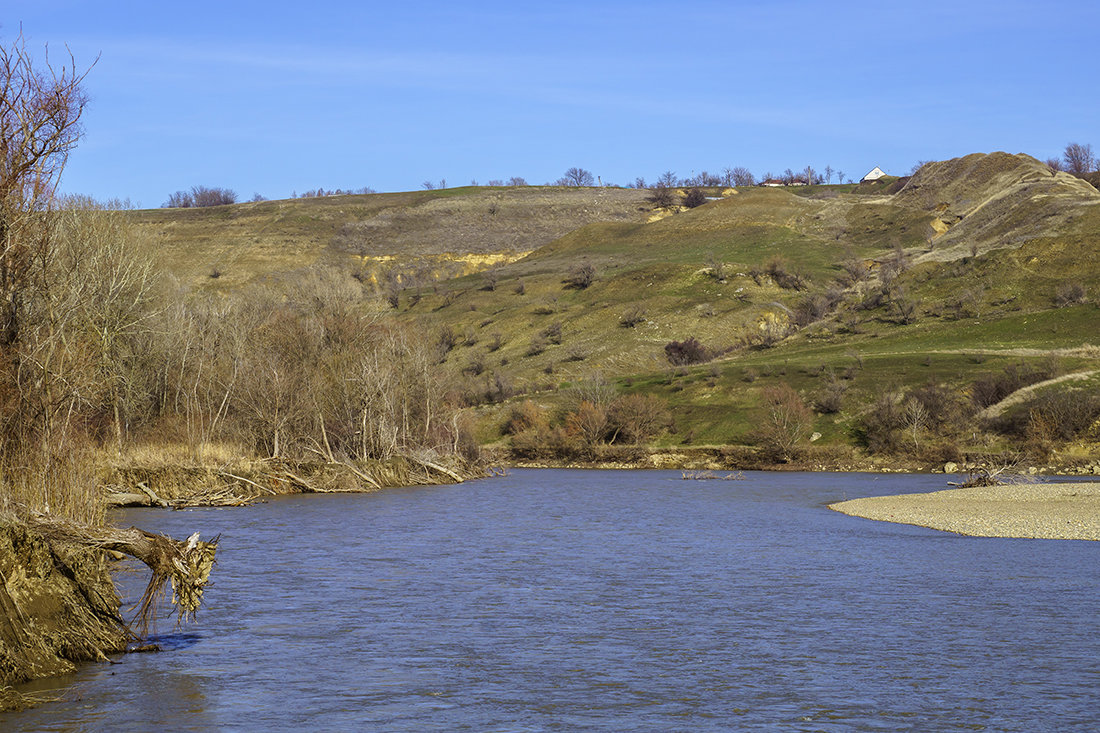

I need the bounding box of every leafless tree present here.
[163,186,237,207]
[657,170,678,188]
[0,32,103,519]
[905,398,928,450]
[1045,157,1064,172]
[191,185,236,207]
[1063,142,1096,175]
[823,165,834,184]
[560,167,595,187]
[608,394,670,444]
[730,167,756,186]
[757,383,813,462]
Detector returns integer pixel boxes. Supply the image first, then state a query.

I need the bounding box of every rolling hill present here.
[130,153,1100,470]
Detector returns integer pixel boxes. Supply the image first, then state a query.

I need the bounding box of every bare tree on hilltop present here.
[1063,142,1096,176]
[163,185,237,208]
[558,167,595,187]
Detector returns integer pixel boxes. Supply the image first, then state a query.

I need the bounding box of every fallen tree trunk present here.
[17,512,218,634]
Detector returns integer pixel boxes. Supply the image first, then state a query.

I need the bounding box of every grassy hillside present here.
[127,186,650,291]
[136,154,1100,470]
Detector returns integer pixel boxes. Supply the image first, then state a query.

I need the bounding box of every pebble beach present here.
[829,481,1100,540]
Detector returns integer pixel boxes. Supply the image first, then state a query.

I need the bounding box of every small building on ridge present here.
[860,166,887,183]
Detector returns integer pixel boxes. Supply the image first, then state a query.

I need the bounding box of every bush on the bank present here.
[754,383,813,462]
[608,394,672,444]
[856,392,906,454]
[504,400,550,435]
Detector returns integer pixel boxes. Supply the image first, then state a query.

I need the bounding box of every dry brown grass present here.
[129,187,651,291]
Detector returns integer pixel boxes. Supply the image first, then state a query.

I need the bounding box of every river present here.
[4,470,1098,731]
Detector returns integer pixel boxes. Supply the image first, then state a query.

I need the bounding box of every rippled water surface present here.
[5,470,1098,731]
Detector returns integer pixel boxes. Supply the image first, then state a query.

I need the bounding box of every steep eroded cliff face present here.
[0,522,128,711]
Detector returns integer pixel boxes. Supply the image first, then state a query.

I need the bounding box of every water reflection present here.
[3,470,1098,731]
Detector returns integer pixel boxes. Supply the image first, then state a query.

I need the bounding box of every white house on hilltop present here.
[860,166,887,183]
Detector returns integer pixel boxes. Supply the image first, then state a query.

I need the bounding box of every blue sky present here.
[8,1,1098,207]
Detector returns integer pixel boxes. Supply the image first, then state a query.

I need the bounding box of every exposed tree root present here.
[15,512,217,635]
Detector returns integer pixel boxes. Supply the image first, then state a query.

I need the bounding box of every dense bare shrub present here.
[608,394,671,444]
[647,185,676,208]
[505,400,549,435]
[907,381,974,434]
[541,321,564,345]
[792,291,841,327]
[436,326,459,358]
[949,286,984,319]
[838,256,871,286]
[620,305,646,328]
[742,316,790,349]
[486,370,516,403]
[162,185,237,208]
[482,267,501,291]
[971,362,1057,409]
[814,372,847,414]
[682,188,707,208]
[566,400,610,446]
[0,40,120,521]
[856,393,906,454]
[563,263,597,290]
[755,383,813,462]
[1054,281,1088,306]
[463,355,486,376]
[665,337,711,365]
[526,335,547,356]
[751,256,809,291]
[879,245,908,291]
[1063,142,1096,176]
[990,389,1100,444]
[890,286,918,324]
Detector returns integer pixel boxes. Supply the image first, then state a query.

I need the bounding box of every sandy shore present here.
[829,482,1100,540]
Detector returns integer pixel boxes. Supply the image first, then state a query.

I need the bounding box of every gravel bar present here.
[829,482,1100,540]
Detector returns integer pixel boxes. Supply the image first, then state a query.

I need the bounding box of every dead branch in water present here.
[16,512,217,635]
[406,451,466,483]
[681,470,745,481]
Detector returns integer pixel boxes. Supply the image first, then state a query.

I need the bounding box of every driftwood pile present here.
[104,454,483,509]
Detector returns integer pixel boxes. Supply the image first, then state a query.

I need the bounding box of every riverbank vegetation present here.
[0,32,478,707]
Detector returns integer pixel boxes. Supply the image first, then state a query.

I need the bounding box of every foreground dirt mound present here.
[0,522,128,710]
[894,152,1100,257]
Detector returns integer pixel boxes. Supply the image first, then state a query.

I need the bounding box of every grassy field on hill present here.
[128,186,650,291]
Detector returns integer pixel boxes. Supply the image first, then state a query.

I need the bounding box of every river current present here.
[4,469,1098,731]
